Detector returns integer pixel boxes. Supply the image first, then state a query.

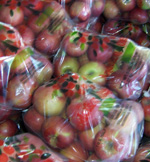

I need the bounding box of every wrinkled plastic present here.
[0,133,67,162]
[0,0,73,57]
[59,0,106,31]
[53,29,150,100]
[22,72,144,162]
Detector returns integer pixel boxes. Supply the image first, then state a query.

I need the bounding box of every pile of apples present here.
[0,0,149,162]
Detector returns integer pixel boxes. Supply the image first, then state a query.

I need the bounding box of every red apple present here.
[23,1,44,17]
[60,141,89,162]
[94,127,129,161]
[0,49,4,57]
[62,32,89,57]
[33,82,66,116]
[67,97,103,131]
[87,153,100,161]
[91,0,105,17]
[0,119,18,139]
[35,29,61,56]
[102,19,125,36]
[133,143,150,162]
[17,24,35,46]
[116,0,136,12]
[78,121,105,151]
[0,96,12,123]
[108,105,138,134]
[0,23,24,49]
[0,133,66,162]
[107,69,143,100]
[6,75,38,109]
[141,96,150,121]
[69,1,91,22]
[0,6,24,26]
[23,107,45,133]
[42,116,75,149]
[27,13,50,35]
[121,100,144,124]
[32,54,54,85]
[135,32,150,47]
[144,120,150,137]
[129,7,149,24]
[87,38,114,63]
[103,0,120,19]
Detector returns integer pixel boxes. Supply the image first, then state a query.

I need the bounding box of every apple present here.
[0,133,66,162]
[17,24,35,46]
[122,23,143,40]
[6,75,38,109]
[60,141,89,162]
[107,69,143,100]
[43,0,65,20]
[102,19,126,36]
[144,120,150,137]
[0,96,12,123]
[87,153,100,161]
[103,0,120,19]
[123,131,140,161]
[23,0,44,17]
[42,116,75,149]
[27,13,50,35]
[129,7,149,24]
[91,0,105,17]
[33,82,66,116]
[94,127,129,161]
[0,49,4,57]
[78,52,90,66]
[87,37,114,63]
[54,55,80,77]
[121,100,144,124]
[69,1,91,22]
[78,121,105,151]
[67,96,103,131]
[89,20,102,33]
[141,96,150,121]
[0,119,18,139]
[135,32,150,47]
[133,143,150,162]
[0,6,24,26]
[137,0,150,10]
[0,23,24,49]
[78,61,106,86]
[32,54,54,85]
[108,104,138,134]
[23,106,45,133]
[62,31,89,57]
[35,29,61,56]
[116,0,136,12]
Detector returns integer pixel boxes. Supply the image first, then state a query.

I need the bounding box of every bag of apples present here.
[23,71,145,162]
[58,0,106,31]
[101,0,150,48]
[0,21,56,124]
[0,0,73,58]
[22,29,150,161]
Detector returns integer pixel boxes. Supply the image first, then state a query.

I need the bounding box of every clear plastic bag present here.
[23,72,145,162]
[0,133,67,162]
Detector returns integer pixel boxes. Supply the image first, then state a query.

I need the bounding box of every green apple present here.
[78,61,106,86]
[137,0,150,10]
[54,55,80,77]
[33,83,66,116]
